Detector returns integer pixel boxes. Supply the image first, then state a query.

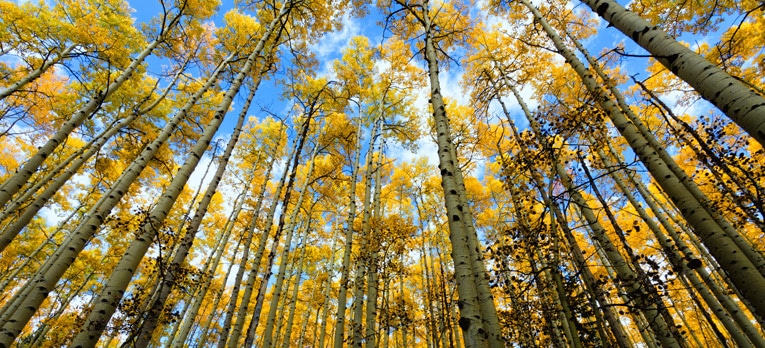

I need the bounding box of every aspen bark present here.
[70,46,265,348]
[0,54,187,229]
[333,111,365,348]
[569,34,765,277]
[519,0,765,320]
[318,221,341,348]
[260,138,321,347]
[0,44,76,100]
[0,11,184,208]
[216,145,290,348]
[351,115,382,348]
[505,61,681,347]
[497,75,636,348]
[281,236,309,348]
[580,0,765,146]
[130,80,260,348]
[365,149,385,348]
[397,0,502,345]
[0,51,234,346]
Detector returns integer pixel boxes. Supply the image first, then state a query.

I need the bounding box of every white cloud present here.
[309,11,360,62]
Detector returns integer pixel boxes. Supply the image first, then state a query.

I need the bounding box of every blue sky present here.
[116,0,735,190]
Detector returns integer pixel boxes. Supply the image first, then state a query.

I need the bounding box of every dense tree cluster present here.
[0,0,763,347]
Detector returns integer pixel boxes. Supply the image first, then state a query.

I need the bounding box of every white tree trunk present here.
[0,51,234,346]
[131,78,260,348]
[70,33,268,346]
[0,44,77,100]
[0,11,182,208]
[520,0,765,322]
[580,0,765,146]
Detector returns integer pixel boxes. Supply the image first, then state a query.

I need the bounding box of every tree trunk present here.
[580,0,765,146]
[504,53,682,346]
[600,143,765,346]
[170,184,249,348]
[281,235,309,348]
[130,78,260,348]
[351,115,382,348]
[0,11,184,208]
[333,109,365,348]
[568,33,765,279]
[0,51,235,347]
[401,0,503,345]
[260,136,321,347]
[498,83,633,348]
[69,38,269,348]
[0,44,76,100]
[520,0,765,320]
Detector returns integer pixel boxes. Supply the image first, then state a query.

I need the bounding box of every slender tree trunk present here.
[0,50,235,346]
[333,111,365,348]
[130,78,261,348]
[569,33,765,279]
[506,64,681,347]
[69,43,266,348]
[0,54,187,231]
[171,185,249,348]
[351,115,382,348]
[260,137,321,347]
[579,153,687,345]
[0,11,184,208]
[195,232,246,346]
[365,149,385,348]
[318,221,341,348]
[497,85,633,348]
[599,143,765,346]
[580,0,765,146]
[398,0,502,345]
[281,237,309,348]
[519,0,765,320]
[0,44,77,100]
[632,76,765,230]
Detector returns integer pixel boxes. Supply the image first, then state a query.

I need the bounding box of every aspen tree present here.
[579,151,687,344]
[0,44,76,101]
[261,136,322,347]
[281,234,311,348]
[195,236,246,346]
[130,79,261,348]
[240,81,331,347]
[388,1,503,345]
[505,72,682,346]
[0,58,189,252]
[632,77,765,231]
[0,3,189,208]
[600,141,765,344]
[176,115,285,347]
[216,141,293,348]
[365,149,386,348]
[70,33,277,348]
[350,115,382,348]
[580,0,765,146]
[169,187,247,348]
[594,142,764,347]
[567,33,765,278]
[0,51,235,346]
[334,107,365,348]
[514,0,765,320]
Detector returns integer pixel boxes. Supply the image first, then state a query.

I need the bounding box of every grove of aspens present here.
[0,0,764,347]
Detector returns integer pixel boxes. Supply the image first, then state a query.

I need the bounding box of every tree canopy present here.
[0,0,763,347]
